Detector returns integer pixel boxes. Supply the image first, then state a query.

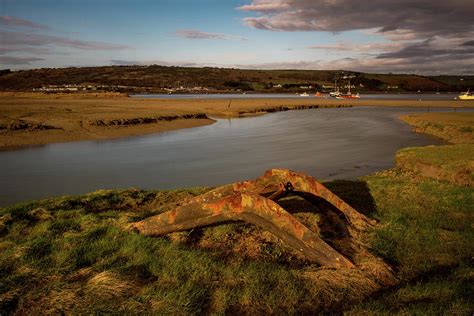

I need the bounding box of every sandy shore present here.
[1,92,473,149]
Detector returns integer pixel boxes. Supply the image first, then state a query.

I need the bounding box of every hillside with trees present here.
[0,65,472,93]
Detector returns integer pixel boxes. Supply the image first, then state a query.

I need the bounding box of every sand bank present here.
[1,93,473,149]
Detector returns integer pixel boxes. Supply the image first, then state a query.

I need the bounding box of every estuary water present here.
[0,106,466,207]
[131,93,458,101]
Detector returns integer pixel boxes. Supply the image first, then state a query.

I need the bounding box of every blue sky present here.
[1,0,473,74]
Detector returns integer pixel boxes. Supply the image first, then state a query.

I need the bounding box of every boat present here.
[336,93,360,99]
[300,92,309,97]
[330,74,361,99]
[458,89,474,100]
[334,78,360,99]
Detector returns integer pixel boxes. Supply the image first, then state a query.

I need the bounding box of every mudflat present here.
[1,92,473,148]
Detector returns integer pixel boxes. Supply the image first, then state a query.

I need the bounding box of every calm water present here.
[0,107,467,207]
[131,93,458,101]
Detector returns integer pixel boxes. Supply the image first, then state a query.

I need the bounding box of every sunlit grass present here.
[1,167,472,314]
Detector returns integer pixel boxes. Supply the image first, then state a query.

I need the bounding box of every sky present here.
[0,0,473,74]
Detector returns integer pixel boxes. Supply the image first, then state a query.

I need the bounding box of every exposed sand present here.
[1,92,473,149]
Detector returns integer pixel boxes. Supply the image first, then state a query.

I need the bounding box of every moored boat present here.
[336,93,360,99]
[458,89,474,100]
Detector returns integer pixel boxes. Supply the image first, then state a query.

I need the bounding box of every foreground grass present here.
[350,169,473,314]
[1,170,472,314]
[0,188,367,314]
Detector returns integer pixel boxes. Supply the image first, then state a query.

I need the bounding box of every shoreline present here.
[1,93,473,149]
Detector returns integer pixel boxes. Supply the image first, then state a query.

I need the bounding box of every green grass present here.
[345,169,474,314]
[0,189,329,314]
[363,170,473,278]
[348,264,474,315]
[1,169,472,314]
[396,144,474,186]
[400,113,474,144]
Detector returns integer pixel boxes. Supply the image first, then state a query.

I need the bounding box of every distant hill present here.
[0,65,472,93]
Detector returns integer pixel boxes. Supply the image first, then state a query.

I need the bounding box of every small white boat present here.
[299,92,309,97]
[459,89,474,100]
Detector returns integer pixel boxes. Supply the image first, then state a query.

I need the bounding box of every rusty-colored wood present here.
[133,192,354,268]
[132,168,374,268]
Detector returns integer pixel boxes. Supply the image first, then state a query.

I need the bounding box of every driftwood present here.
[132,169,375,269]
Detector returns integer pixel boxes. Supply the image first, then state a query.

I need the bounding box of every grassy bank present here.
[398,113,474,186]
[350,112,474,314]
[1,112,473,314]
[400,112,474,144]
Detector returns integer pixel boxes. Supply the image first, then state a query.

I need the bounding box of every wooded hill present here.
[0,65,472,93]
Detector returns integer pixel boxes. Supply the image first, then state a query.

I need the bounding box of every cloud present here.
[237,56,474,75]
[110,59,220,68]
[377,39,474,59]
[109,55,474,75]
[175,29,246,41]
[308,42,404,54]
[239,0,473,74]
[0,56,44,65]
[461,40,474,46]
[238,1,290,12]
[239,0,473,37]
[0,30,131,67]
[0,30,132,50]
[0,44,74,56]
[0,15,49,29]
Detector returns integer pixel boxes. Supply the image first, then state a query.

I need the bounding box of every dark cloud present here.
[175,29,246,40]
[239,0,474,74]
[0,56,44,65]
[239,56,474,75]
[239,0,473,37]
[377,39,474,59]
[461,40,474,46]
[108,54,474,75]
[0,15,49,29]
[0,31,131,50]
